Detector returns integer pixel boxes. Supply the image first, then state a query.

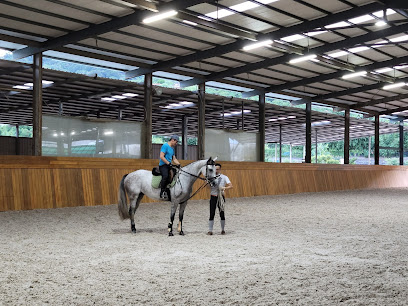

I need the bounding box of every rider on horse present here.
[159,135,181,199]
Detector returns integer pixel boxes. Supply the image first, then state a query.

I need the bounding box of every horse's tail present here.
[118,174,130,220]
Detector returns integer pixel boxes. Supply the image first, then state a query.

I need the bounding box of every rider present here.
[159,135,181,199]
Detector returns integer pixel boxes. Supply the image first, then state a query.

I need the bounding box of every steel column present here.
[182,115,188,160]
[305,101,312,163]
[241,101,244,130]
[142,73,153,159]
[15,124,20,155]
[315,130,318,164]
[375,114,380,165]
[399,120,404,165]
[279,124,282,163]
[344,109,350,164]
[198,83,205,160]
[32,53,43,156]
[259,93,265,162]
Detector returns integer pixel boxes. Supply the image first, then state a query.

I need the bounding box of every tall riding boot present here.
[208,220,214,235]
[221,220,225,235]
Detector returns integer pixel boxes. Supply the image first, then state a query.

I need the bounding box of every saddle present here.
[151,166,178,189]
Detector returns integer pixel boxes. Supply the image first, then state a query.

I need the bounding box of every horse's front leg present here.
[168,201,178,236]
[178,201,187,235]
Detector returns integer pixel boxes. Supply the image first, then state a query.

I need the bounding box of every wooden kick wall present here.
[1,156,408,211]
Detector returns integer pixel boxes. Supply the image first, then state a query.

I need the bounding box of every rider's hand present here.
[168,162,172,167]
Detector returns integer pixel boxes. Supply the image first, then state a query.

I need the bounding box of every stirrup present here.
[160,190,168,199]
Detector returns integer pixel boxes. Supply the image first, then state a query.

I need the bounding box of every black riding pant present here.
[159,164,170,191]
[209,195,225,221]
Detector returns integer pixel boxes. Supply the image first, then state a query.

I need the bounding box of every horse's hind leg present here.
[168,202,178,236]
[177,201,187,236]
[129,193,144,233]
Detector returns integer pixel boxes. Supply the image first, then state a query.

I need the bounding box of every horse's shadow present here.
[111,227,166,234]
[111,228,233,235]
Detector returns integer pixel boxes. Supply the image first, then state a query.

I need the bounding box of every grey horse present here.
[118,157,217,235]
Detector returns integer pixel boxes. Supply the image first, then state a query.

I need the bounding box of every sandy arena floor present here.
[1,188,408,305]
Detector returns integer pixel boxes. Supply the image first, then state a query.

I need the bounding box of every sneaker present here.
[221,230,226,235]
[207,231,213,235]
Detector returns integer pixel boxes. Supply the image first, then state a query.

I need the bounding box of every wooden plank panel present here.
[0,170,7,211]
[53,169,63,208]
[81,169,94,206]
[100,169,111,205]
[1,156,408,211]
[11,168,23,211]
[20,169,31,210]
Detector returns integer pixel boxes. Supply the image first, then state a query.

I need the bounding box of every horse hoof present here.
[179,231,184,236]
[168,232,174,236]
[131,228,136,233]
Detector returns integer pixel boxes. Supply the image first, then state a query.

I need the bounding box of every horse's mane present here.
[181,159,207,169]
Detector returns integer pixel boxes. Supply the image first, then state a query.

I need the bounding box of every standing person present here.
[159,135,181,199]
[208,163,233,235]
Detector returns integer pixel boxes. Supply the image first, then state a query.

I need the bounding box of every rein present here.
[177,167,207,181]
[183,180,210,201]
[173,163,216,201]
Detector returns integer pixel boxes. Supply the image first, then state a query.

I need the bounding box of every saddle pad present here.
[151,172,179,189]
[151,175,162,189]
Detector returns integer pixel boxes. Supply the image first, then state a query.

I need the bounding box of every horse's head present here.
[200,157,217,186]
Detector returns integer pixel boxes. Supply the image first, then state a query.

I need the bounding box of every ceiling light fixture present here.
[112,95,127,99]
[122,93,139,97]
[12,80,54,90]
[13,85,31,90]
[289,54,317,64]
[205,0,279,19]
[143,10,177,24]
[328,51,349,58]
[383,82,406,90]
[375,20,387,27]
[243,39,273,51]
[311,120,331,126]
[101,97,116,102]
[390,35,408,43]
[183,20,198,26]
[342,71,367,79]
[348,46,370,53]
[349,15,373,24]
[375,67,393,73]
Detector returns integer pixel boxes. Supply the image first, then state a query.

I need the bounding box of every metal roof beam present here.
[0,64,31,77]
[177,12,257,41]
[244,55,408,97]
[117,0,158,11]
[126,2,384,79]
[182,20,408,88]
[377,1,408,9]
[353,92,408,110]
[379,105,408,115]
[305,77,408,108]
[13,0,214,60]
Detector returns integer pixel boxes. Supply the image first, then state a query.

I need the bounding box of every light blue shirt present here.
[159,143,174,166]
